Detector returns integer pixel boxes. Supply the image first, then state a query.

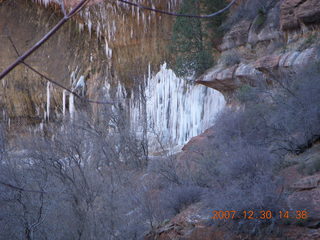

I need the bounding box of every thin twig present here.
[7,36,114,105]
[0,181,46,194]
[68,0,91,18]
[117,0,237,18]
[24,62,115,105]
[0,0,90,80]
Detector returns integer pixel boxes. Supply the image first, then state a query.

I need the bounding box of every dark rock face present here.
[281,0,320,31]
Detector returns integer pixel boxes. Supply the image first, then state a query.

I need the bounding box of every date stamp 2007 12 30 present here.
[211,210,309,220]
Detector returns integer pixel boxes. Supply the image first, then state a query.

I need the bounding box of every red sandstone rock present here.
[181,127,214,152]
[253,55,281,72]
[196,65,239,94]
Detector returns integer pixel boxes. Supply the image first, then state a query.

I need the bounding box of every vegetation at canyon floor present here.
[1,63,319,239]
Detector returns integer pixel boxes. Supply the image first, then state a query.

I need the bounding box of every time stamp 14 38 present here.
[211,210,309,220]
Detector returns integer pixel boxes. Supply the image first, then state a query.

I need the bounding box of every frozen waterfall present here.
[130,63,225,153]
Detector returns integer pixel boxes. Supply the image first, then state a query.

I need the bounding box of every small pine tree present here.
[170,0,227,78]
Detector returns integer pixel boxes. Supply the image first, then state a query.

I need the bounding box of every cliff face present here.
[0,0,177,129]
[196,0,320,102]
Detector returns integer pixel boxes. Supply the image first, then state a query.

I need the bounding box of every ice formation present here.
[69,93,75,120]
[74,75,86,96]
[46,82,51,120]
[130,63,225,153]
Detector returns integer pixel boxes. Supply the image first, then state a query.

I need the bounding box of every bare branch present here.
[24,62,115,105]
[0,0,90,80]
[117,0,237,18]
[69,0,91,18]
[0,180,46,194]
[7,36,114,105]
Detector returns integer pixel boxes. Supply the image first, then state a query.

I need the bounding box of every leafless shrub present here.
[221,50,241,67]
[160,185,203,216]
[0,110,150,239]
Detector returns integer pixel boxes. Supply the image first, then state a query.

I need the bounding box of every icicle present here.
[78,23,84,32]
[69,93,75,120]
[88,19,92,37]
[46,82,51,121]
[148,63,151,80]
[105,39,113,59]
[75,76,85,89]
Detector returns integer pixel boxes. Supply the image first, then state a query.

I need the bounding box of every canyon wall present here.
[196,0,320,102]
[0,0,177,128]
[0,0,226,151]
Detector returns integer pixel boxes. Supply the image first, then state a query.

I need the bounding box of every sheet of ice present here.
[130,63,225,153]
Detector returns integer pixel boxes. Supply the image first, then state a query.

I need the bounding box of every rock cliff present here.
[196,0,320,102]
